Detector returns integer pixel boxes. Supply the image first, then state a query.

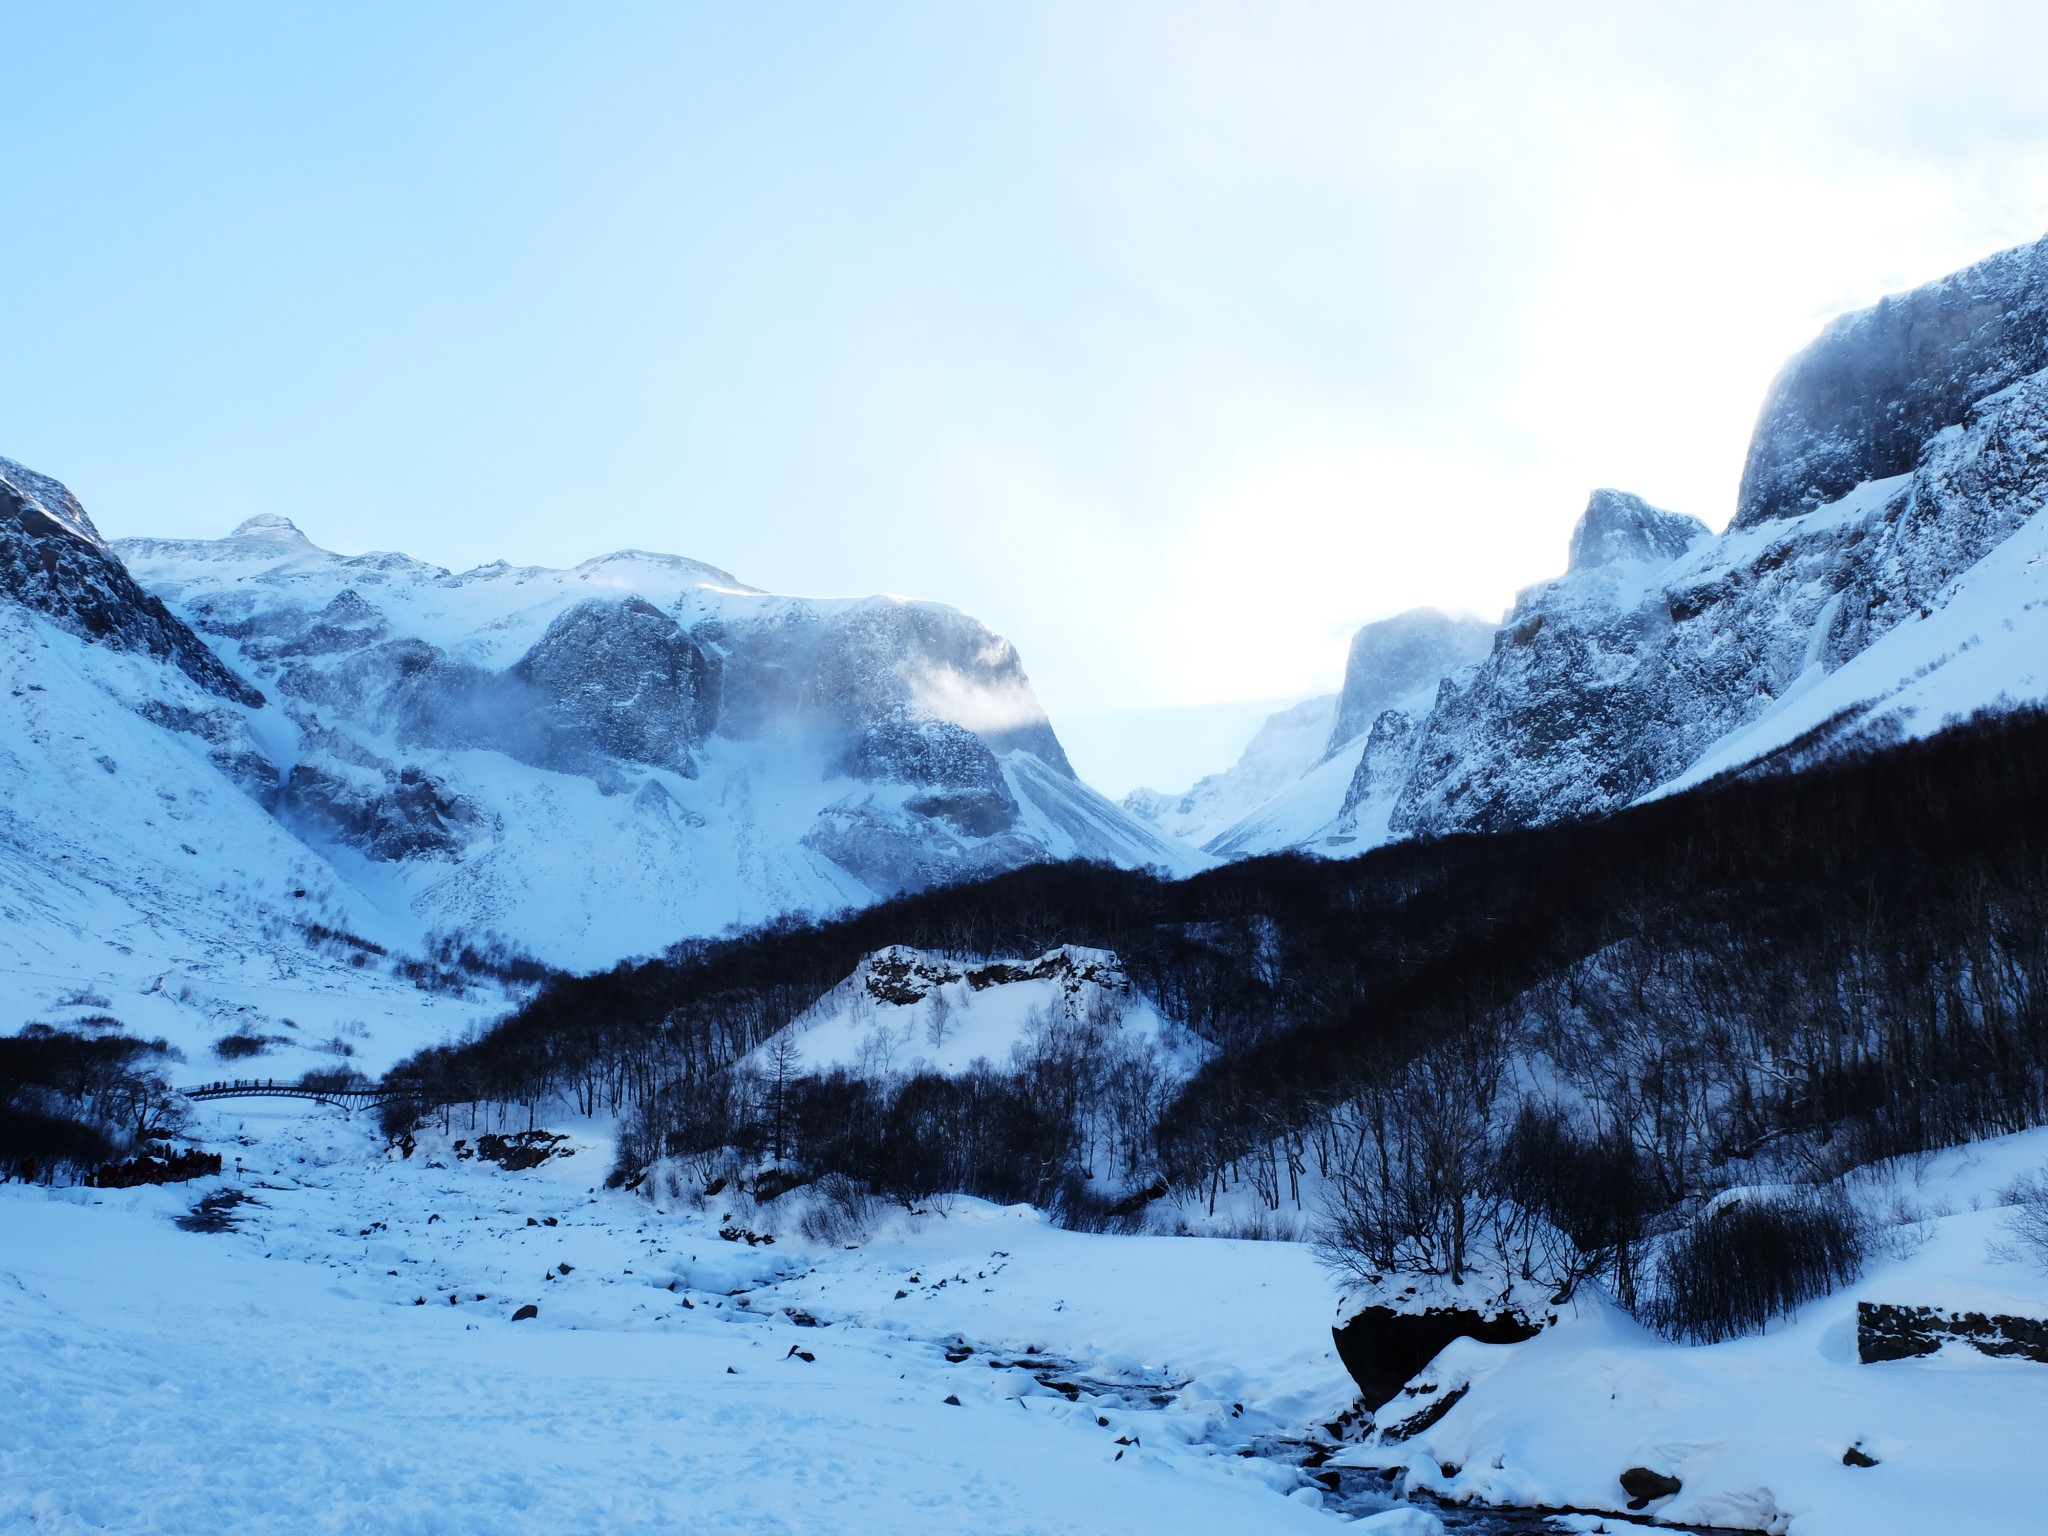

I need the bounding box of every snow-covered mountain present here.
[1173,230,2048,859]
[0,462,1197,1054]
[1123,609,1493,856]
[0,456,498,1080]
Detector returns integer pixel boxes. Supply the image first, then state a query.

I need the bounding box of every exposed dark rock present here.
[1843,1446,1879,1468]
[1331,1305,1543,1411]
[1737,231,2048,527]
[1857,1299,2048,1364]
[469,1130,571,1171]
[1375,1380,1470,1443]
[280,760,485,862]
[1619,1466,1683,1508]
[511,1303,538,1321]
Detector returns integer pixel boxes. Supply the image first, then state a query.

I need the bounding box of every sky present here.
[5,2,2048,796]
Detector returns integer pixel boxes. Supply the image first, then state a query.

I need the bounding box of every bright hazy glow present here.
[4,2,2048,794]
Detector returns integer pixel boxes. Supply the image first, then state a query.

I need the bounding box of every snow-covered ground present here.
[1335,1127,2048,1536]
[0,1102,1357,1535]
[9,1103,2048,1531]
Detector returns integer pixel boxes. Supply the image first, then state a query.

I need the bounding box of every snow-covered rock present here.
[1736,231,2048,528]
[94,514,1201,970]
[745,944,1207,1081]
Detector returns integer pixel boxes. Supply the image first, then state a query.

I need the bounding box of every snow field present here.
[0,1101,1352,1535]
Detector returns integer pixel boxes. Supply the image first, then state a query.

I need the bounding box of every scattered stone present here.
[1843,1446,1879,1468]
[784,1346,815,1363]
[511,1304,538,1321]
[943,1394,961,1406]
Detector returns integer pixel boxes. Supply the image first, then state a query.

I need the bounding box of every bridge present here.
[183,1079,413,1113]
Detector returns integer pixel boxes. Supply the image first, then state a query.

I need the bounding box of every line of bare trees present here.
[381,706,2048,1286]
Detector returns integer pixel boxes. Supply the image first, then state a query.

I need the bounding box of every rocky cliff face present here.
[1363,235,2048,842]
[1325,609,1496,761]
[1182,233,2048,859]
[1736,233,2048,528]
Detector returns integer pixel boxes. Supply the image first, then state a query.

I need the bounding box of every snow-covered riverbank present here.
[1335,1128,2048,1536]
[8,1104,2048,1533]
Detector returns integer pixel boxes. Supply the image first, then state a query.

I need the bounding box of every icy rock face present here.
[510,597,717,777]
[0,457,261,707]
[1372,490,1714,834]
[1566,488,1707,574]
[1325,609,1496,757]
[1736,231,2048,528]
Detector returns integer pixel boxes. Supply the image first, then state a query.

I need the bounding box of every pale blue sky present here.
[7,2,2048,794]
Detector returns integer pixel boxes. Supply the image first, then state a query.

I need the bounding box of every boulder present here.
[1619,1467,1682,1508]
[1330,1304,1542,1412]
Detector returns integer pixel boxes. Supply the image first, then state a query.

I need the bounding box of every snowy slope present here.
[0,478,503,1076]
[1122,695,1337,848]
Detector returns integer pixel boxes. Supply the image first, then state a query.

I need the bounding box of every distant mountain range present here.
[6,230,2048,1074]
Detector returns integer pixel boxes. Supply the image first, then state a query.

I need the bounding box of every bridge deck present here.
[183,1082,406,1110]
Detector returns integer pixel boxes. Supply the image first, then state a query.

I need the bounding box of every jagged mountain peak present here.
[1565,489,1708,573]
[1326,607,1496,757]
